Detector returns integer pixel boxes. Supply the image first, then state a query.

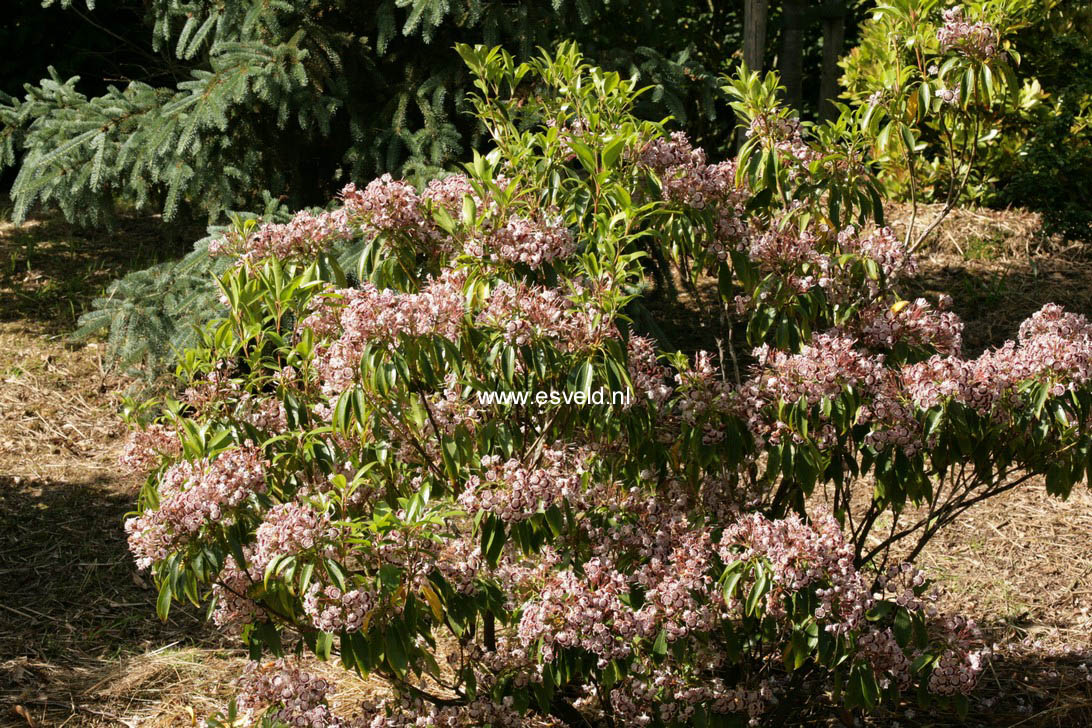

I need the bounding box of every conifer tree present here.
[5,2,781,376]
[2,0,737,227]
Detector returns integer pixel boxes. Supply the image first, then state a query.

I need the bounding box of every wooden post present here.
[740,0,769,149]
[744,0,769,73]
[819,0,847,121]
[779,0,807,112]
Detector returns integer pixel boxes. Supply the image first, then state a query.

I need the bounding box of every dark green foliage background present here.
[0,0,752,227]
[995,0,1092,241]
[0,1,150,192]
[0,0,760,376]
[0,1,869,378]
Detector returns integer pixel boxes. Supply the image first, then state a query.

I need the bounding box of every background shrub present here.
[842,0,1092,240]
[994,0,1092,240]
[0,0,752,376]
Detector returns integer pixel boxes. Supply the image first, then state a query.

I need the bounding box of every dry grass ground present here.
[0,215,231,727]
[0,208,1090,727]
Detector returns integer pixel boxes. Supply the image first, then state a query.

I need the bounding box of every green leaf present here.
[156,580,173,621]
[849,662,879,710]
[569,139,597,174]
[385,628,409,678]
[898,122,916,153]
[1033,381,1050,418]
[462,195,476,226]
[893,608,912,647]
[866,601,894,622]
[602,137,626,169]
[745,566,770,616]
[722,562,746,603]
[652,628,668,656]
[316,631,334,660]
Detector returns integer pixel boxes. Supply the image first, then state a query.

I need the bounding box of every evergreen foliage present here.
[74,231,230,374]
[73,193,296,376]
[1,0,741,227]
[995,0,1092,240]
[1,0,755,376]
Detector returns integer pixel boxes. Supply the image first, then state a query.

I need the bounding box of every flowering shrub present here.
[121,43,1092,726]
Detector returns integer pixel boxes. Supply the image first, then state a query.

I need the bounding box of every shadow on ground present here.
[906,255,1092,355]
[0,474,232,727]
[0,474,214,660]
[959,637,1092,728]
[0,214,202,332]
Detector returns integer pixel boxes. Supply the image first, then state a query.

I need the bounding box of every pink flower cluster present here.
[630,520,720,643]
[458,448,583,522]
[747,228,822,268]
[352,695,549,728]
[207,172,496,270]
[855,298,963,357]
[235,656,560,727]
[749,333,886,408]
[745,228,830,290]
[211,552,263,631]
[929,648,984,695]
[838,225,916,280]
[487,213,575,267]
[746,113,821,180]
[303,582,376,633]
[118,424,181,473]
[609,669,770,726]
[878,562,932,612]
[476,280,615,352]
[858,628,912,690]
[902,304,1092,414]
[639,132,748,261]
[341,175,437,243]
[937,7,999,60]
[640,131,705,171]
[627,335,673,406]
[901,355,990,412]
[644,137,739,211]
[252,501,339,572]
[720,512,872,635]
[518,556,652,666]
[125,446,266,569]
[238,393,289,434]
[928,613,986,696]
[434,534,485,595]
[512,503,721,700]
[740,331,934,453]
[673,351,736,444]
[312,269,467,396]
[860,386,922,455]
[509,494,769,721]
[421,173,482,217]
[209,208,354,264]
[237,659,340,728]
[869,565,983,696]
[424,374,481,436]
[731,224,916,305]
[1018,302,1091,341]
